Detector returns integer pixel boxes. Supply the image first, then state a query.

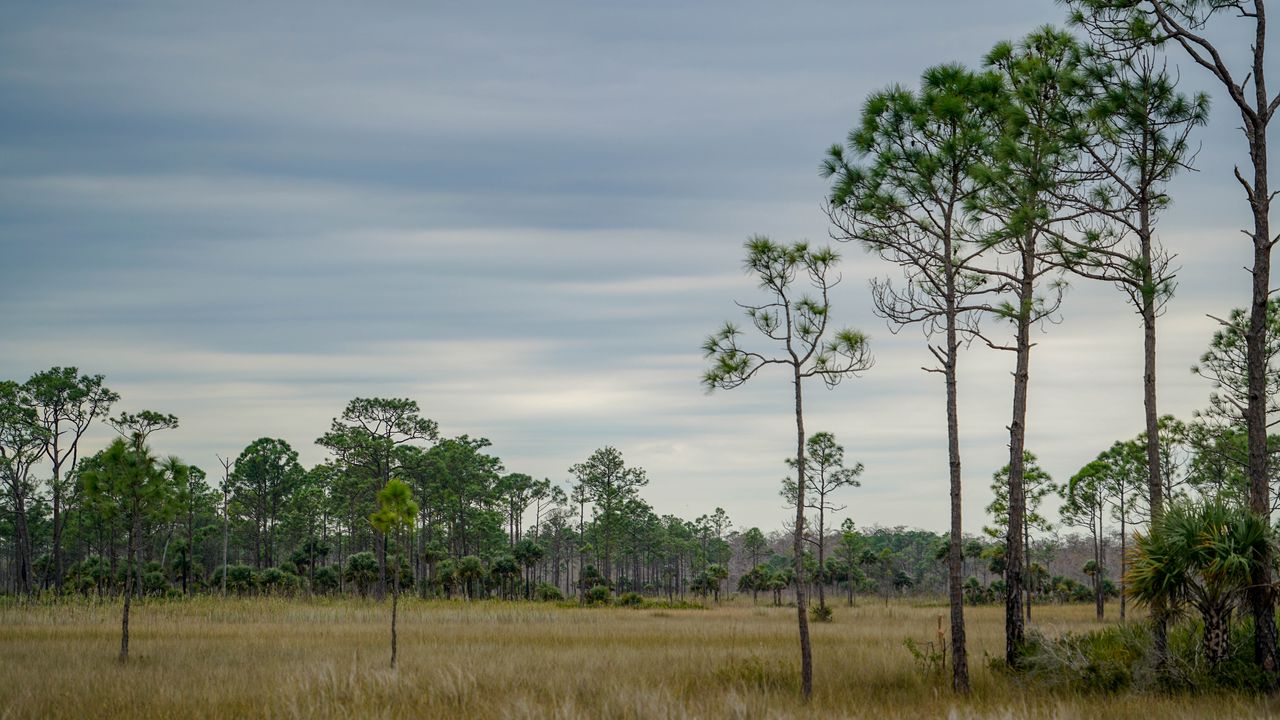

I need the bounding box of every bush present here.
[312,566,340,594]
[534,582,564,602]
[142,571,169,596]
[344,552,379,597]
[211,564,255,595]
[1020,616,1274,693]
[617,591,644,607]
[810,604,834,622]
[584,585,611,605]
[258,567,301,596]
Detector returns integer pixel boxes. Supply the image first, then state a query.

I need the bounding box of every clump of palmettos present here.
[703,236,872,699]
[1127,498,1272,668]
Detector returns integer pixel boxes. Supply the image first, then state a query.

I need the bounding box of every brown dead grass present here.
[1,596,1278,719]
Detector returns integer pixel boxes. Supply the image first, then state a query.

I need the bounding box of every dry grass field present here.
[2,596,1279,719]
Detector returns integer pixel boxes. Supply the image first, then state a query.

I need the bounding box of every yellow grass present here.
[2,596,1278,719]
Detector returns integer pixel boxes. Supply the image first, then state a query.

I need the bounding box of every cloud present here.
[0,0,1270,535]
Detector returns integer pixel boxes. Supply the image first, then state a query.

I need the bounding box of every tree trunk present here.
[1120,513,1127,621]
[944,314,970,694]
[1205,604,1230,667]
[10,489,32,596]
[120,512,139,663]
[390,585,399,668]
[1004,255,1033,667]
[1244,5,1277,670]
[1094,520,1104,621]
[51,454,64,592]
[222,495,230,597]
[1024,516,1032,623]
[1140,229,1170,666]
[792,369,813,700]
[816,505,826,611]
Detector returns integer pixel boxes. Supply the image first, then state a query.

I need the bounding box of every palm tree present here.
[512,539,544,600]
[490,555,520,599]
[1127,498,1272,667]
[370,478,418,668]
[456,556,486,601]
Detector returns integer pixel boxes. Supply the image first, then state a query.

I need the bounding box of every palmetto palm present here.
[1126,498,1272,666]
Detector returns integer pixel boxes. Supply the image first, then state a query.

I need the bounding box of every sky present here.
[0,0,1274,536]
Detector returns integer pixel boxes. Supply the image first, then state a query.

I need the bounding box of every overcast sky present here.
[0,0,1274,535]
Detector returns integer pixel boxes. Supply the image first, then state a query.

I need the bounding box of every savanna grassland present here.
[2,597,1277,720]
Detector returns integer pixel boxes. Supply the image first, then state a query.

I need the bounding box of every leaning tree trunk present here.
[792,368,813,700]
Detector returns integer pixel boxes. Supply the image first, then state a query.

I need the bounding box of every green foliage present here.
[578,564,606,591]
[1127,497,1271,666]
[616,591,644,607]
[985,451,1058,540]
[1192,300,1280,428]
[809,604,833,623]
[212,564,255,595]
[583,585,611,605]
[344,552,379,597]
[903,637,945,678]
[533,582,564,602]
[142,571,168,596]
[703,237,872,393]
[455,555,486,600]
[312,566,340,594]
[1021,617,1275,693]
[1021,625,1149,692]
[230,438,304,569]
[257,567,301,596]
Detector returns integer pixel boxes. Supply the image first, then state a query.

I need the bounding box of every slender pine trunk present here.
[52,453,64,591]
[390,585,398,668]
[944,306,970,694]
[1140,228,1169,665]
[1005,252,1033,667]
[1094,514,1104,621]
[120,510,138,663]
[1245,3,1277,672]
[792,368,813,700]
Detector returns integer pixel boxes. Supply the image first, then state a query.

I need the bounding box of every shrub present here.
[584,585,611,605]
[142,571,169,596]
[1019,617,1273,693]
[617,591,644,607]
[312,566,340,594]
[534,582,564,602]
[810,604,834,622]
[258,567,301,596]
[344,552,379,597]
[211,564,255,595]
